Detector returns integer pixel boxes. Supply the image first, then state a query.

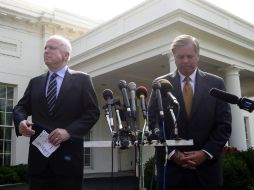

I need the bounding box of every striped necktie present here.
[183,77,193,118]
[47,73,57,116]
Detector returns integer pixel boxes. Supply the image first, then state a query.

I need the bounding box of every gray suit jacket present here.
[148,69,232,188]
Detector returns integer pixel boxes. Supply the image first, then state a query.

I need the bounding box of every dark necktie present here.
[183,77,193,118]
[47,73,57,115]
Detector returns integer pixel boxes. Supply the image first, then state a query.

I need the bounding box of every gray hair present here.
[170,34,199,55]
[47,35,72,60]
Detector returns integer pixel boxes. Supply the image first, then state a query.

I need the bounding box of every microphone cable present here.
[161,121,168,190]
[139,119,148,190]
[111,138,114,190]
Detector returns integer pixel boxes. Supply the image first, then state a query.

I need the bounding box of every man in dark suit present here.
[148,34,232,190]
[13,35,100,190]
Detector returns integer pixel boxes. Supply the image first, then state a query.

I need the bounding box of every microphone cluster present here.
[103,81,150,148]
[102,78,181,148]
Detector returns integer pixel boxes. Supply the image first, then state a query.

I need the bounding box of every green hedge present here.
[144,148,254,190]
[0,164,28,185]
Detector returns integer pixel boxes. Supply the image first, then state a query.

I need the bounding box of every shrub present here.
[0,166,20,185]
[0,164,28,185]
[238,148,254,177]
[11,164,28,183]
[222,152,253,190]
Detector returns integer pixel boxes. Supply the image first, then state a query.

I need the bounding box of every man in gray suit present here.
[148,34,232,190]
[13,35,100,190]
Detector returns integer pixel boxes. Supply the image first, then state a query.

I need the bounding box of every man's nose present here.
[183,56,189,63]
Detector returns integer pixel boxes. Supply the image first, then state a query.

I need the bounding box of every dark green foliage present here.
[10,164,28,183]
[0,164,28,185]
[0,166,20,184]
[238,148,254,177]
[222,152,253,190]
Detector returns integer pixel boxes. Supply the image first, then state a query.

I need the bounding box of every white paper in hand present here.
[32,130,60,157]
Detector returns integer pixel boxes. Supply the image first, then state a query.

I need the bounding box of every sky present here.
[23,0,254,25]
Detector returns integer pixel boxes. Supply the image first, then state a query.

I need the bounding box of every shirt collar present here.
[178,68,197,82]
[48,66,68,78]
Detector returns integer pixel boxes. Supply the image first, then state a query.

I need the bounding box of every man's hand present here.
[171,150,209,170]
[19,120,35,137]
[171,151,197,170]
[182,150,209,167]
[48,128,70,146]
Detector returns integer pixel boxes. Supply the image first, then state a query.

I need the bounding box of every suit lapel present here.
[191,70,206,118]
[38,73,49,111]
[53,69,72,113]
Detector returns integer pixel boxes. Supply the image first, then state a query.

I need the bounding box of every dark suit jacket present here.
[148,69,232,188]
[13,68,100,177]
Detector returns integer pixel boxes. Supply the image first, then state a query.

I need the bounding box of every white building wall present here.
[0,25,44,165]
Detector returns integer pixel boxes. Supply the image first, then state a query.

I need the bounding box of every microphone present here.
[152,80,164,118]
[209,88,254,113]
[118,80,131,117]
[238,98,254,113]
[209,88,238,104]
[159,79,179,105]
[158,79,180,138]
[128,82,137,119]
[113,98,123,130]
[102,89,114,130]
[136,86,148,118]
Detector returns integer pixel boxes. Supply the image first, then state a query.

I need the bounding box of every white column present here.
[224,67,247,150]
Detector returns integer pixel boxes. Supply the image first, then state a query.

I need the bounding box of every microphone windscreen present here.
[209,88,239,104]
[136,86,148,98]
[118,80,127,90]
[152,80,161,90]
[103,89,113,100]
[128,82,136,91]
[158,79,173,94]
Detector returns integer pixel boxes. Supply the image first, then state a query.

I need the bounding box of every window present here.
[84,132,91,168]
[0,85,14,166]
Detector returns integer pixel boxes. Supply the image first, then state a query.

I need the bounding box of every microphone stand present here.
[158,110,167,190]
[167,103,180,139]
[114,99,129,149]
[139,110,149,190]
[114,99,123,130]
[103,103,117,190]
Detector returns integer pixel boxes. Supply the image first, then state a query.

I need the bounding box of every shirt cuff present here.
[168,149,176,160]
[202,149,213,159]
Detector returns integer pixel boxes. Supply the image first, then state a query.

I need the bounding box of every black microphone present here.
[210,88,254,113]
[159,79,179,105]
[118,80,131,117]
[103,89,114,129]
[128,82,137,118]
[136,86,148,118]
[152,80,164,118]
[209,88,239,104]
[238,98,254,113]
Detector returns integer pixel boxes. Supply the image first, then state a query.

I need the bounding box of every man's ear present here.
[65,52,70,61]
